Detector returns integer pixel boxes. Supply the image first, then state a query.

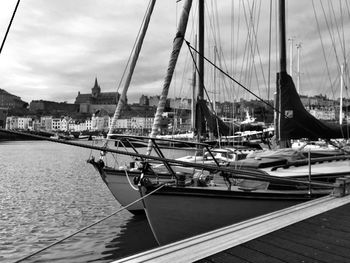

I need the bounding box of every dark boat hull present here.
[140,185,328,245]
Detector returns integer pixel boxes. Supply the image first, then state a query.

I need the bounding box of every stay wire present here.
[13,183,166,263]
[185,39,278,114]
[185,39,348,140]
[312,0,335,99]
[0,0,20,55]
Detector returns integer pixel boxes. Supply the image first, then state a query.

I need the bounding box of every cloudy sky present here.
[0,0,349,104]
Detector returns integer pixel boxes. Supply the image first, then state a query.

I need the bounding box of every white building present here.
[5,116,18,129]
[91,114,109,131]
[86,119,93,130]
[60,117,72,131]
[130,117,154,132]
[309,108,336,121]
[17,117,32,130]
[52,118,61,131]
[109,118,129,130]
[40,116,53,131]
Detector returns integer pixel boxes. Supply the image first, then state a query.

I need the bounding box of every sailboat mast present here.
[198,0,204,100]
[146,0,193,154]
[279,0,287,73]
[277,0,288,147]
[196,0,205,141]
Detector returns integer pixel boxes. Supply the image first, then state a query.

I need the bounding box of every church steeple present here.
[91,77,101,98]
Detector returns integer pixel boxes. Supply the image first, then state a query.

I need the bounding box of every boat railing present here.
[109,134,221,175]
[108,133,210,147]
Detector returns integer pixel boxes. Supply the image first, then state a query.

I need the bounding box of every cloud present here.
[0,0,349,106]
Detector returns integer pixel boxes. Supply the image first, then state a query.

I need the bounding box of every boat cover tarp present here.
[278,72,349,140]
[196,99,230,136]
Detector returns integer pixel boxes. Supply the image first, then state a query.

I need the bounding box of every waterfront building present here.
[91,114,109,131]
[75,78,120,114]
[60,117,72,131]
[309,107,336,121]
[52,118,62,131]
[130,116,154,134]
[17,117,33,130]
[40,116,53,131]
[68,121,86,132]
[86,119,93,131]
[109,118,129,130]
[5,116,18,129]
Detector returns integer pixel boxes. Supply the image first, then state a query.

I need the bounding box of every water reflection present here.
[98,214,158,262]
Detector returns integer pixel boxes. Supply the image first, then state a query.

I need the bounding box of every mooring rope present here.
[13,184,166,263]
[124,169,139,191]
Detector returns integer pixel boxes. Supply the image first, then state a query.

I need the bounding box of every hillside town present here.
[0,78,348,136]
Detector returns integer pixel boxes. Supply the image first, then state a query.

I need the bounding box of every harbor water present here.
[0,140,160,263]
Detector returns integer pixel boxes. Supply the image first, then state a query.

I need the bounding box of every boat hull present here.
[103,168,144,214]
[140,185,328,245]
[88,159,144,214]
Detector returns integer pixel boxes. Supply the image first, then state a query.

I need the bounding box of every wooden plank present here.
[113,195,350,263]
[198,252,249,263]
[240,239,313,262]
[305,215,350,232]
[282,222,350,248]
[224,245,285,263]
[273,228,350,259]
[261,234,348,263]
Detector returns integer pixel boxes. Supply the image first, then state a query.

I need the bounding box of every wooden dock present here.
[114,180,350,263]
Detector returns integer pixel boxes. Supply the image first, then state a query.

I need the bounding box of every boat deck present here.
[196,201,350,263]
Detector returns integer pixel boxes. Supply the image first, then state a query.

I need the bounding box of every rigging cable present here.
[329,0,345,61]
[186,40,277,113]
[312,0,335,99]
[320,0,342,81]
[185,40,348,140]
[244,0,268,99]
[0,0,20,55]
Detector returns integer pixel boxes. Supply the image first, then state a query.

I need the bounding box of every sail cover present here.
[195,99,230,136]
[278,72,349,140]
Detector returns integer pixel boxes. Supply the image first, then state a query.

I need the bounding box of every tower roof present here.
[93,77,100,89]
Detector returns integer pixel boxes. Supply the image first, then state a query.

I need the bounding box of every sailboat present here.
[137,0,350,245]
[87,0,236,214]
